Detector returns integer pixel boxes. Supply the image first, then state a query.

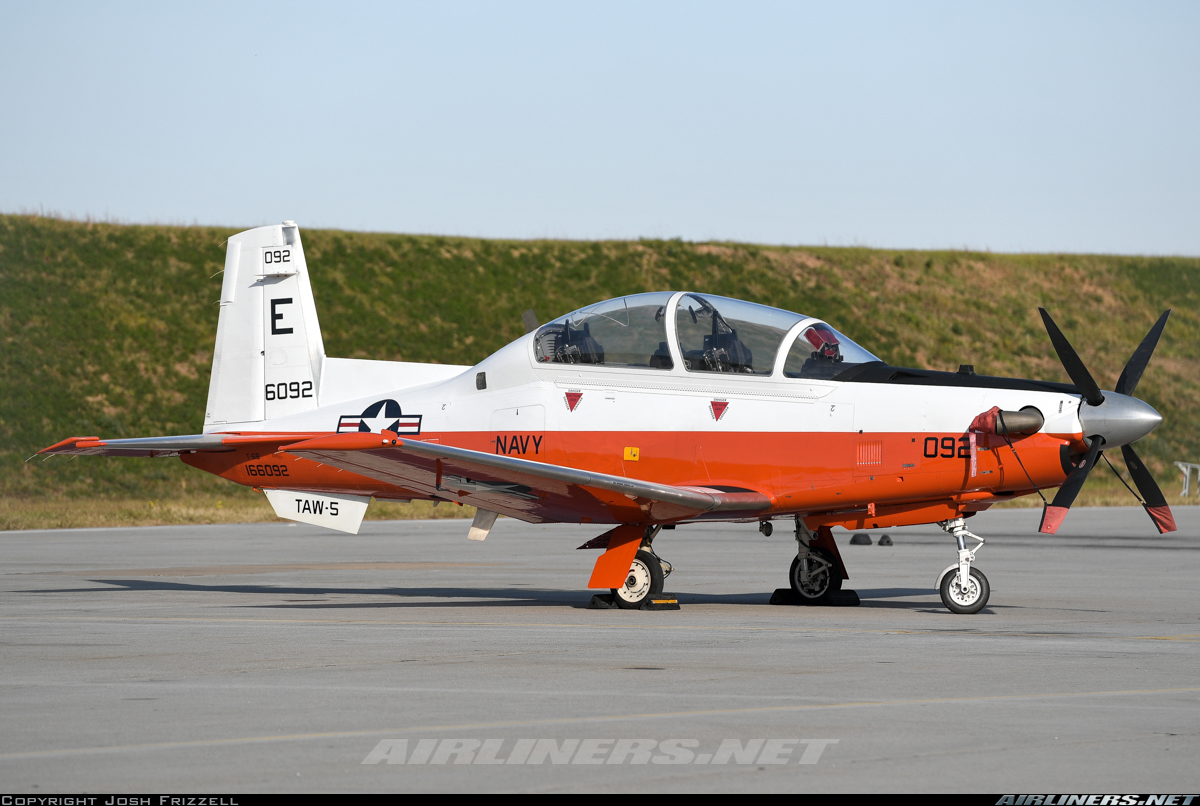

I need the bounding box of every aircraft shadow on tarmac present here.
[38,579,581,608]
[24,579,973,612]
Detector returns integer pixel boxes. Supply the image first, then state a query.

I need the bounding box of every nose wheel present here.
[940,566,990,614]
[935,518,991,614]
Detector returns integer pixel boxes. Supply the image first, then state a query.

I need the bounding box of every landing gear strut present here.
[936,518,990,614]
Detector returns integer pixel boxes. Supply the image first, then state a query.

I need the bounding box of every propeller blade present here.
[1039,437,1104,534]
[1038,308,1105,407]
[1120,444,1178,534]
[1115,310,1171,396]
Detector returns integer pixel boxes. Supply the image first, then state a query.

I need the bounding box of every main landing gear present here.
[781,518,848,606]
[612,526,674,610]
[791,541,840,605]
[613,549,664,608]
[935,518,990,615]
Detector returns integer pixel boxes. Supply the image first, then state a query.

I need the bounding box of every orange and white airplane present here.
[41,222,1176,614]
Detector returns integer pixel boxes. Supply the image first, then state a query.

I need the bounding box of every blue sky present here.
[2,1,1197,254]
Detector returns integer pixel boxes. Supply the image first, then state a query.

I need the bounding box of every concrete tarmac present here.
[1,506,1198,793]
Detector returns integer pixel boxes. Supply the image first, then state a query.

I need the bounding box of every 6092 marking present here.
[265,381,313,401]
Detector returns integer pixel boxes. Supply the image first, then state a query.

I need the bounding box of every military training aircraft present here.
[41,223,1177,614]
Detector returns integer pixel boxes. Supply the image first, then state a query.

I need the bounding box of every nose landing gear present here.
[935,518,990,614]
[940,566,990,614]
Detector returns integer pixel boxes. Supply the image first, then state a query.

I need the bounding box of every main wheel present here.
[789,549,842,605]
[939,566,990,614]
[613,550,665,609]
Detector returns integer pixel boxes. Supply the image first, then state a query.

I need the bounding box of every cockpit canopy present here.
[533,292,878,379]
[782,322,878,380]
[533,292,675,370]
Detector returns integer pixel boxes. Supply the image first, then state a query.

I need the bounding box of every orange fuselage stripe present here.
[183,429,1068,522]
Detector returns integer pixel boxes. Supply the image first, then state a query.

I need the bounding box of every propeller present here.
[1115,309,1171,397]
[1120,443,1177,535]
[1036,308,1175,535]
[1038,308,1105,407]
[1038,435,1102,535]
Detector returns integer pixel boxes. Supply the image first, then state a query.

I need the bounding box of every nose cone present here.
[1078,392,1163,448]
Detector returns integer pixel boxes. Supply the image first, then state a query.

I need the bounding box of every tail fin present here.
[205,222,326,428]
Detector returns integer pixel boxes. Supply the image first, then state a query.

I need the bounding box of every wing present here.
[283,432,772,525]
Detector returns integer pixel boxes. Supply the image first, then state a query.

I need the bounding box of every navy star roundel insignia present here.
[337,399,422,435]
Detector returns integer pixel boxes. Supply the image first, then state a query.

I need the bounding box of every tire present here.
[789,548,842,605]
[939,566,990,614]
[613,550,664,609]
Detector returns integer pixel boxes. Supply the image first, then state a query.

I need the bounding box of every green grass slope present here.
[2,214,1198,526]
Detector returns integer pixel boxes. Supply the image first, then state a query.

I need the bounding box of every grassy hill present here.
[2,213,1197,529]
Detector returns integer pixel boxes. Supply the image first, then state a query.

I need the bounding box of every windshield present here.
[782,323,880,380]
[675,294,803,375]
[533,292,674,370]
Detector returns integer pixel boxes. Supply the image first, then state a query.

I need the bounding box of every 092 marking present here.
[924,436,972,459]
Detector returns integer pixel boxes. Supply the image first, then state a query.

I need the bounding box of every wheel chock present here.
[769,588,860,607]
[828,590,860,606]
[769,588,797,605]
[642,592,680,610]
[588,592,681,610]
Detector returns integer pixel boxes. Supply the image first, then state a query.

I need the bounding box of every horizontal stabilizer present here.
[40,434,232,457]
[40,432,327,458]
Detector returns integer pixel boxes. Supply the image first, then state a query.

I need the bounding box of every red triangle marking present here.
[565,392,583,412]
[711,401,729,421]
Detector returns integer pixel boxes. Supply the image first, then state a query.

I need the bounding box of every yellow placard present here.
[623,447,640,461]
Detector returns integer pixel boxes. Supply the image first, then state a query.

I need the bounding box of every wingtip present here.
[38,436,102,455]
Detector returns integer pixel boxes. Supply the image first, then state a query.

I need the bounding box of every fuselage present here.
[187,291,1085,529]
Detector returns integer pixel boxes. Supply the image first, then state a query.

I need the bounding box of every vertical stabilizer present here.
[205,222,326,428]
